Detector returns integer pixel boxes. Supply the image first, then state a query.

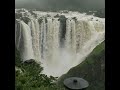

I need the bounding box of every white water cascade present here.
[15,9,105,77]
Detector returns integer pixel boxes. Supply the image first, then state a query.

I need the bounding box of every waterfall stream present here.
[15,9,105,77]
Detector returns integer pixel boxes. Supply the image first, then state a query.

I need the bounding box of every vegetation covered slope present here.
[58,41,105,90]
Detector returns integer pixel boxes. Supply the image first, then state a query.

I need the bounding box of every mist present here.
[15,0,105,11]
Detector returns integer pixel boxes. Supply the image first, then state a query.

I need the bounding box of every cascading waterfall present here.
[15,9,105,77]
[28,19,41,62]
[15,20,35,61]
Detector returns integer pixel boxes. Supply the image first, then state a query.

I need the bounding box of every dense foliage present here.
[15,48,65,90]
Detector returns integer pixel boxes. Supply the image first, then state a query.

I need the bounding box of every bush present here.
[15,48,64,90]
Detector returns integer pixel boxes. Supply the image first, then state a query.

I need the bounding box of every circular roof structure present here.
[63,77,89,89]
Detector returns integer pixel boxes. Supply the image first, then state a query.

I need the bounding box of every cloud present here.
[15,0,105,10]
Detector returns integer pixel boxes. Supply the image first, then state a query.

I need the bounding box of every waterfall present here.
[28,19,41,63]
[15,9,105,77]
[15,20,35,62]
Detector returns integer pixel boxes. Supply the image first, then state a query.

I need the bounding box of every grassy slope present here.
[58,41,105,90]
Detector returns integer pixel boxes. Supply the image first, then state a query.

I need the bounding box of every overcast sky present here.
[15,0,105,10]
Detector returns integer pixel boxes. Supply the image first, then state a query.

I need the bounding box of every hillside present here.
[58,41,105,90]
